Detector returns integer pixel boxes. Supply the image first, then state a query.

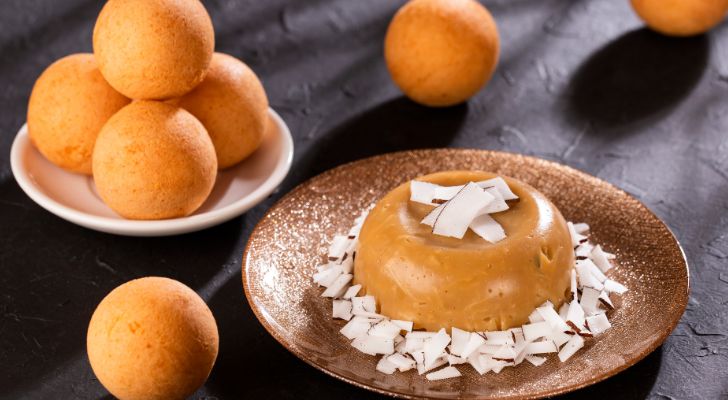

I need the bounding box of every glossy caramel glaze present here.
[354,170,574,331]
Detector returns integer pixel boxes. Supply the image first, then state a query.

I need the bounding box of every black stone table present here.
[1,0,727,398]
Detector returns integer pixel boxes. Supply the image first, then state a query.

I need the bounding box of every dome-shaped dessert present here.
[354,171,574,332]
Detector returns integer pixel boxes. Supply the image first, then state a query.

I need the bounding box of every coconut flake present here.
[448,354,467,365]
[352,296,376,314]
[376,356,398,374]
[321,273,353,298]
[410,181,441,205]
[523,321,552,342]
[575,242,594,259]
[450,327,470,356]
[599,291,614,309]
[327,235,350,261]
[340,317,371,340]
[576,262,604,291]
[478,187,510,214]
[558,334,585,362]
[391,320,413,333]
[342,284,361,299]
[426,366,461,381]
[314,264,344,287]
[570,268,578,301]
[567,222,588,247]
[431,183,495,239]
[525,340,558,354]
[528,308,545,323]
[577,258,607,283]
[492,344,517,362]
[549,329,573,348]
[388,353,416,372]
[369,320,403,339]
[420,203,446,227]
[565,300,586,332]
[467,352,489,374]
[573,222,590,235]
[477,343,500,354]
[484,331,515,346]
[477,177,519,200]
[590,245,614,273]
[333,299,353,321]
[536,305,571,333]
[526,355,547,366]
[604,279,628,295]
[352,334,394,355]
[423,329,451,368]
[558,301,570,320]
[580,287,601,315]
[585,313,612,335]
[459,332,486,358]
[470,214,507,243]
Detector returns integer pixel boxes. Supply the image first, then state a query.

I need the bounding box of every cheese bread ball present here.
[27,53,130,174]
[87,277,218,400]
[631,0,728,36]
[384,0,500,107]
[178,53,269,169]
[93,0,215,99]
[354,171,574,332]
[92,101,217,220]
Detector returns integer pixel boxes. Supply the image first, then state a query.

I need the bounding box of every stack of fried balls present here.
[27,0,269,220]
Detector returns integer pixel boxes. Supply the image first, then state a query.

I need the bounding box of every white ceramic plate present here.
[10,108,294,236]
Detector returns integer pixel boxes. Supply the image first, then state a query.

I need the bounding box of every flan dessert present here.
[354,171,574,331]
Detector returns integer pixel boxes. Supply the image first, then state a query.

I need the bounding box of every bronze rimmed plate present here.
[242,149,689,399]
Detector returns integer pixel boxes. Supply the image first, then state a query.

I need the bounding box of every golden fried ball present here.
[27,53,130,175]
[384,0,500,107]
[93,0,215,99]
[92,101,217,220]
[631,0,728,36]
[87,277,219,400]
[177,53,269,169]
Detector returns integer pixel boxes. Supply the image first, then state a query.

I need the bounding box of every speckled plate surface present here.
[242,149,689,399]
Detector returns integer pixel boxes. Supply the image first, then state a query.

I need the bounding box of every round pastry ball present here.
[93,0,215,99]
[87,277,218,400]
[631,0,728,36]
[92,101,217,220]
[27,53,130,175]
[178,53,269,169]
[384,0,500,107]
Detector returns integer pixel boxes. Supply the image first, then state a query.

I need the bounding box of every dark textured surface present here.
[0,0,726,399]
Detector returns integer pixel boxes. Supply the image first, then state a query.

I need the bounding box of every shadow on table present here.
[296,96,467,182]
[201,273,382,399]
[567,28,708,129]
[560,346,663,399]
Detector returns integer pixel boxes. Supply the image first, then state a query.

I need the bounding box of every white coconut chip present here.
[394,337,407,354]
[575,242,594,258]
[470,214,507,243]
[339,255,354,274]
[391,320,413,332]
[536,305,571,333]
[314,264,344,287]
[558,334,584,362]
[461,332,487,358]
[492,344,517,362]
[352,334,394,355]
[585,313,612,335]
[333,299,353,321]
[558,302,570,320]
[577,258,607,283]
[388,353,416,372]
[482,355,511,373]
[447,354,467,365]
[483,330,515,346]
[421,202,446,226]
[570,268,578,301]
[565,300,586,333]
[580,287,601,316]
[572,222,590,235]
[433,185,465,203]
[567,221,588,247]
[431,183,495,239]
[450,327,470,356]
[525,340,558,354]
[510,327,525,345]
[369,320,403,339]
[340,318,371,340]
[590,245,614,273]
[351,295,376,314]
[528,308,545,323]
[477,177,519,200]
[413,352,448,374]
[376,356,398,374]
[522,321,552,342]
[477,343,500,355]
[575,262,604,291]
[526,355,547,366]
[327,235,350,261]
[599,291,614,309]
[423,329,451,368]
[410,181,441,205]
[342,284,361,299]
[426,366,462,381]
[467,352,490,375]
[604,279,628,295]
[478,187,510,214]
[404,336,425,353]
[321,273,353,298]
[406,331,437,339]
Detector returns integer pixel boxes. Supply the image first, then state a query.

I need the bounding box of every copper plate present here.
[242,149,689,399]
